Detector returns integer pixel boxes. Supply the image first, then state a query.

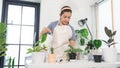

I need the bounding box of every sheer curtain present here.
[97,0,120,53]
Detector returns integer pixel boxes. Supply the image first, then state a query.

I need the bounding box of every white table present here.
[27,60,120,68]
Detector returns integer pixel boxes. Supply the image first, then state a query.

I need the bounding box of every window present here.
[1,0,40,68]
[95,0,120,52]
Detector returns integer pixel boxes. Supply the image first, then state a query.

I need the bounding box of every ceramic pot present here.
[103,48,117,62]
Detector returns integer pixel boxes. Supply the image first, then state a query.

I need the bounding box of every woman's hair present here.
[60,6,72,15]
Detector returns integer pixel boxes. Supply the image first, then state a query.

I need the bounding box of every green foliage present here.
[0,23,7,57]
[93,39,102,49]
[75,28,89,45]
[8,57,15,68]
[27,34,47,54]
[65,45,83,59]
[103,27,117,47]
[50,47,54,54]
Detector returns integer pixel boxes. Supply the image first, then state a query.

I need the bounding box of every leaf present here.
[80,38,85,45]
[104,27,112,37]
[93,39,102,49]
[8,57,11,68]
[41,34,47,43]
[108,39,114,43]
[102,40,108,44]
[80,28,89,38]
[112,31,116,36]
[12,58,15,68]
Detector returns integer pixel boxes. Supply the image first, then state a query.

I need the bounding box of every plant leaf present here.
[41,34,47,43]
[104,27,112,37]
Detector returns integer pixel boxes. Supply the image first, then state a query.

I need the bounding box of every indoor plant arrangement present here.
[102,26,117,62]
[64,45,83,61]
[27,33,48,63]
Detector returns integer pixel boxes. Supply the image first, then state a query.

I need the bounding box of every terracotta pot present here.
[48,54,56,63]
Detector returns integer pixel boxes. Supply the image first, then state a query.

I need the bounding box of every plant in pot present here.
[27,33,48,63]
[75,28,90,56]
[64,45,83,61]
[92,39,102,62]
[102,26,117,62]
[48,47,56,63]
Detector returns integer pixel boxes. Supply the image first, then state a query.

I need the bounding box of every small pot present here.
[48,54,56,63]
[69,53,76,59]
[93,55,102,62]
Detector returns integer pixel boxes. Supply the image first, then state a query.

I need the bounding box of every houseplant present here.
[92,39,102,62]
[0,23,7,57]
[0,22,7,68]
[8,57,15,68]
[48,47,56,63]
[102,27,117,47]
[102,26,117,62]
[64,45,82,61]
[27,33,48,63]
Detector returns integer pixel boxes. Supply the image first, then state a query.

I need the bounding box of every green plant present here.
[0,23,7,57]
[64,45,82,59]
[27,34,47,54]
[50,47,54,54]
[8,57,15,68]
[102,27,117,47]
[75,28,89,46]
[93,39,102,49]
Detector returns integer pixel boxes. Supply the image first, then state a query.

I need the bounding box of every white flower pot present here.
[103,48,117,62]
[32,52,46,64]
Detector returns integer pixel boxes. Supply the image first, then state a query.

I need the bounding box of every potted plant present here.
[92,39,102,62]
[27,33,48,63]
[48,47,56,63]
[64,45,82,61]
[102,26,117,62]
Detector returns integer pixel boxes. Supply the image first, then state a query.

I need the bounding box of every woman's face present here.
[60,12,72,25]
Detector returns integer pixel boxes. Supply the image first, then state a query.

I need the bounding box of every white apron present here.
[52,25,72,60]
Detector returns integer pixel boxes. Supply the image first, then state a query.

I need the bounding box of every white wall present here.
[40,0,95,33]
[0,0,3,22]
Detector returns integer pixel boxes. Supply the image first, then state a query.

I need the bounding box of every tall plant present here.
[0,23,7,57]
[102,27,117,47]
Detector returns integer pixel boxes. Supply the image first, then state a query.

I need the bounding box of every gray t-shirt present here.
[48,20,75,41]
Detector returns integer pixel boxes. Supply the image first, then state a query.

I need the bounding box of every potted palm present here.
[102,27,117,62]
[27,34,47,64]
